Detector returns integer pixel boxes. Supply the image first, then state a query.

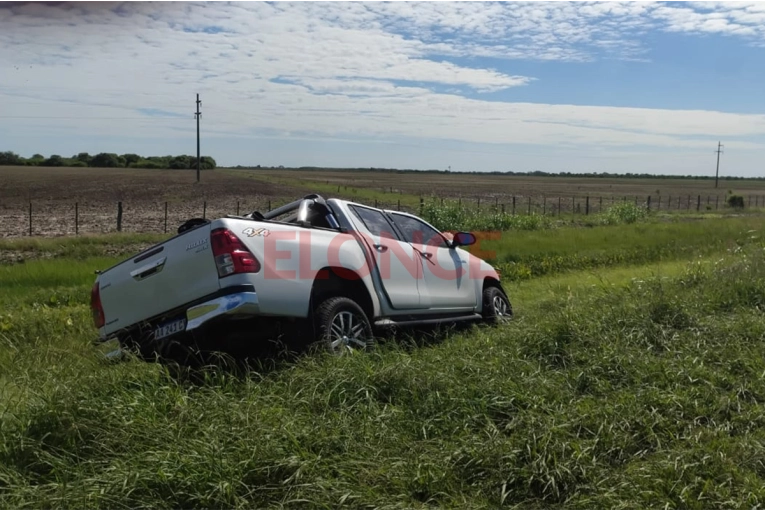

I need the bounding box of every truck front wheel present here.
[482,286,513,324]
[313,296,374,355]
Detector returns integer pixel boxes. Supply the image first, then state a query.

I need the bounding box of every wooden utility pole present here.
[195,93,202,183]
[714,141,723,188]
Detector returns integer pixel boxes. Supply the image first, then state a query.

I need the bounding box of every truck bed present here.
[95,223,221,339]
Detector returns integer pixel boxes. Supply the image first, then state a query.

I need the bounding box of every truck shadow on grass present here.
[109,320,481,385]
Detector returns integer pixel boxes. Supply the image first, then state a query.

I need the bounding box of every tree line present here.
[0,151,216,170]
[241,166,761,181]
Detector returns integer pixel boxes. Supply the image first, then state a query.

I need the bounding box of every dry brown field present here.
[243,167,765,200]
[2,165,765,237]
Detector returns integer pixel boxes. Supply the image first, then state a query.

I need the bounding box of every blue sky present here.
[1,1,765,176]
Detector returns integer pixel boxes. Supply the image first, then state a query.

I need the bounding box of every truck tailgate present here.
[98,225,220,336]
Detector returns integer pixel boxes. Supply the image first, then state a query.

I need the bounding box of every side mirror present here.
[451,231,476,247]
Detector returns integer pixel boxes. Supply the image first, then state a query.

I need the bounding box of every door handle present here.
[130,257,167,280]
[373,244,388,253]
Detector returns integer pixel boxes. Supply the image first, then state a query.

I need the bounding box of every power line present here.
[714,141,724,188]
[0,115,189,120]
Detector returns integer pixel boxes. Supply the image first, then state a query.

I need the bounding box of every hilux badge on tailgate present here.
[186,238,208,251]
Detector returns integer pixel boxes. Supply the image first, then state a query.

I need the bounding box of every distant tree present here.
[200,156,216,170]
[168,155,191,169]
[0,151,22,165]
[43,154,65,167]
[75,152,92,165]
[121,153,141,167]
[26,154,45,166]
[1,149,203,171]
[129,159,163,169]
[90,152,124,168]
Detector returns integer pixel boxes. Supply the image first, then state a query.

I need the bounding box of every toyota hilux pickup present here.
[90,194,512,359]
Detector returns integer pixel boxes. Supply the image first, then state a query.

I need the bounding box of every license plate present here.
[154,317,186,340]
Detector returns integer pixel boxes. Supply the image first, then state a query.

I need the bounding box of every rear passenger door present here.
[347,205,425,310]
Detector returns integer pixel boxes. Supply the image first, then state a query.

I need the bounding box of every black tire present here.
[482,286,513,323]
[313,296,374,355]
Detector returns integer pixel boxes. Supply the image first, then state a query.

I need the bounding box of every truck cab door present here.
[387,212,477,310]
[347,204,426,310]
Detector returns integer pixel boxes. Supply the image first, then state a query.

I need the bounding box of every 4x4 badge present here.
[243,227,270,237]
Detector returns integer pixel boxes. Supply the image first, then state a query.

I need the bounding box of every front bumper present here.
[185,291,260,331]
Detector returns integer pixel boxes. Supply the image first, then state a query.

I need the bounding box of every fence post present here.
[164,202,168,233]
[585,195,589,215]
[647,195,651,211]
[512,196,516,215]
[419,197,424,215]
[677,196,681,209]
[268,199,271,210]
[599,196,603,213]
[527,196,531,215]
[397,199,400,211]
[28,201,32,236]
[236,200,240,216]
[574,196,577,214]
[501,203,505,215]
[203,201,207,219]
[477,197,481,210]
[697,195,701,211]
[543,196,546,215]
[117,201,123,232]
[375,199,378,208]
[558,196,561,217]
[75,202,79,235]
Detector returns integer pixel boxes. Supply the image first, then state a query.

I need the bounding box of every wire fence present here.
[0,192,761,238]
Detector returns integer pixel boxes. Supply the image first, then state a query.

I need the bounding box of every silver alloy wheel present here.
[493,295,510,318]
[329,310,369,353]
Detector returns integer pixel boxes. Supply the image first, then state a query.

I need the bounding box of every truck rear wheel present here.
[313,296,374,355]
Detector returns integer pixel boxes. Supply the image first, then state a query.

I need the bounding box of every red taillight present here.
[210,228,261,278]
[91,282,105,329]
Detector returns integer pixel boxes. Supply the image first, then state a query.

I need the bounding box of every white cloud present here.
[0,1,764,171]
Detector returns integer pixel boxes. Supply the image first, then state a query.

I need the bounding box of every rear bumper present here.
[185,291,260,331]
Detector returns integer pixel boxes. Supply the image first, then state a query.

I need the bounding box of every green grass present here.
[481,215,764,281]
[3,217,765,508]
[0,233,168,262]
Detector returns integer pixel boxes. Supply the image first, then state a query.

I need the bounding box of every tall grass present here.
[3,243,765,507]
[482,216,763,281]
[419,199,658,232]
[421,199,554,231]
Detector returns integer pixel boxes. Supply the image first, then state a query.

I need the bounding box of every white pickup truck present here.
[90,194,512,360]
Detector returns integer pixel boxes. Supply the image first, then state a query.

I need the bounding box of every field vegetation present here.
[0,151,217,170]
[3,166,765,238]
[2,200,765,507]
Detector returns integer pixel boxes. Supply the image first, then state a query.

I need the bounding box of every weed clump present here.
[599,202,649,225]
[728,194,745,209]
